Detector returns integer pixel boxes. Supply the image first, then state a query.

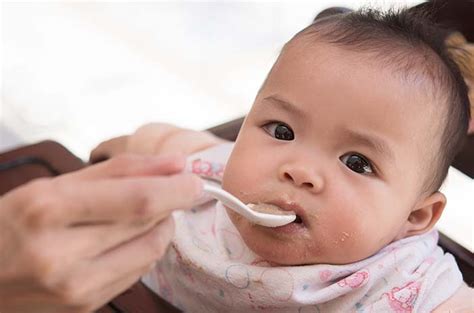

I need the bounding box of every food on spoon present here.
[247,203,294,215]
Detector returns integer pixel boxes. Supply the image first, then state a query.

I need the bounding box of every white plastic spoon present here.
[203,181,296,227]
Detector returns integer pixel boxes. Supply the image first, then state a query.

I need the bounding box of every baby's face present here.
[222,38,440,265]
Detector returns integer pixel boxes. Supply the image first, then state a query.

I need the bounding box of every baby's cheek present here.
[223,156,263,196]
[312,205,382,263]
[344,219,394,262]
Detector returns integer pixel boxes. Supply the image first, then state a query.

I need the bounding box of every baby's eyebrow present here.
[262,95,306,119]
[341,128,395,161]
[262,95,394,161]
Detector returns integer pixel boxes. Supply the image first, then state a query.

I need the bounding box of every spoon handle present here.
[202,182,253,219]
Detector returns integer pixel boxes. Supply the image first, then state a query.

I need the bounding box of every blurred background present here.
[1,0,472,256]
[2,0,424,160]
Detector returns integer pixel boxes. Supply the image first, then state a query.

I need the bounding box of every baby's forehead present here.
[291,31,442,87]
[283,34,447,119]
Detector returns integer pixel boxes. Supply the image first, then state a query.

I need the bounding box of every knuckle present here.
[25,244,58,284]
[55,279,88,306]
[23,177,53,199]
[107,154,138,169]
[19,179,61,229]
[130,183,153,219]
[23,203,56,230]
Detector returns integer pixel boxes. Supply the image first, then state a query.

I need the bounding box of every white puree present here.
[247,203,294,215]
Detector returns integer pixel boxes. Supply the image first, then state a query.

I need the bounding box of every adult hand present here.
[0,154,202,313]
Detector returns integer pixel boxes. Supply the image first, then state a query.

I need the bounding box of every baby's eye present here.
[262,122,294,141]
[340,153,374,174]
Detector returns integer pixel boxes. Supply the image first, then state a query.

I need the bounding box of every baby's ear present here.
[403,192,446,237]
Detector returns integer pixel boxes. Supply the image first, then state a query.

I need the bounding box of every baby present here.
[92,7,472,313]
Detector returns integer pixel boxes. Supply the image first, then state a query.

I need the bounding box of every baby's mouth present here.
[293,215,304,224]
[272,212,307,234]
[249,201,307,227]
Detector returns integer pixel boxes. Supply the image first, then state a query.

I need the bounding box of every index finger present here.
[58,173,203,226]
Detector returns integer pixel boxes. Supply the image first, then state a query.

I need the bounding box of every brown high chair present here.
[0,1,472,312]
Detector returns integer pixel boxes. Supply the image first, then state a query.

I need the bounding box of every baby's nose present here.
[279,165,324,193]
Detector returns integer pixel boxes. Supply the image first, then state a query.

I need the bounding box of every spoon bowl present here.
[203,182,296,227]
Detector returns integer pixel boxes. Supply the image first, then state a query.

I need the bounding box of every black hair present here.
[298,7,471,192]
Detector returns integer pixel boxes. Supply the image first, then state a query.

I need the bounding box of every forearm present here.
[129,123,229,155]
[90,123,229,163]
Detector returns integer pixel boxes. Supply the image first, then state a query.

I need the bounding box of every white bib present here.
[142,143,462,313]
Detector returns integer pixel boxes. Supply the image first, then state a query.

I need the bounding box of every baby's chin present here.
[226,208,386,266]
[243,235,373,266]
[244,238,319,266]
[225,208,323,265]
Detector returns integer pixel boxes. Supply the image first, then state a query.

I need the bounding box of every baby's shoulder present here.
[432,282,473,312]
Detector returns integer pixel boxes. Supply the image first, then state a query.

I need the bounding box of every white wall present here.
[2,1,423,159]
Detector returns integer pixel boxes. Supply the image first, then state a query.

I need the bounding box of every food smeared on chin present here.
[248,203,303,223]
